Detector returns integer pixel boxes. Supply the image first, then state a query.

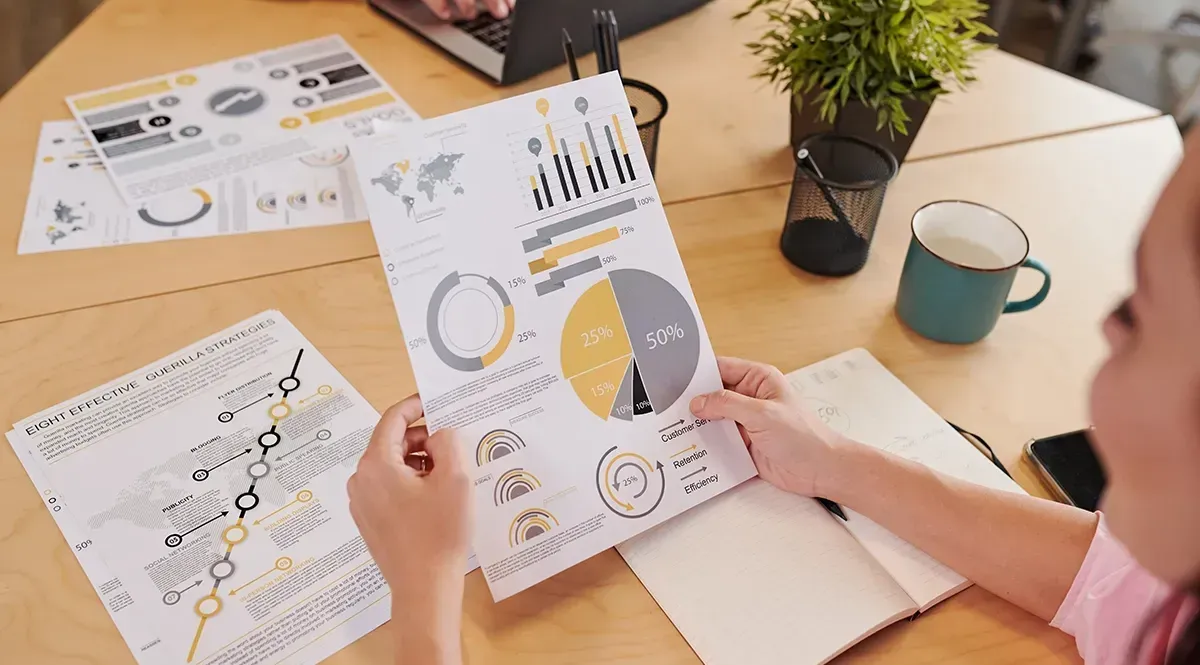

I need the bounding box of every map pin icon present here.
[535,98,550,117]
[527,138,542,156]
[574,96,589,115]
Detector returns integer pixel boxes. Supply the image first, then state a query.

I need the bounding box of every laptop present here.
[368,0,713,85]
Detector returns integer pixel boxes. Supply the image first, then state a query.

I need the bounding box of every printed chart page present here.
[356,72,757,600]
[67,35,415,204]
[10,312,414,665]
[786,348,1027,610]
[20,121,396,254]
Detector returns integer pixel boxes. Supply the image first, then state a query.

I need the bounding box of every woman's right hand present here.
[689,357,859,500]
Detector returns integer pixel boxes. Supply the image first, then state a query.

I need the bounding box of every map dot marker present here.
[535,98,550,117]
[396,160,410,174]
[527,138,542,156]
[575,96,589,115]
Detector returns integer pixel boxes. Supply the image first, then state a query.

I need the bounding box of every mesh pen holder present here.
[780,133,898,277]
[623,79,668,175]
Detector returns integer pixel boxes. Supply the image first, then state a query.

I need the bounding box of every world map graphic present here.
[370,153,466,219]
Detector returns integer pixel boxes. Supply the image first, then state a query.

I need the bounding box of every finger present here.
[423,0,451,20]
[483,0,509,18]
[453,0,476,19]
[404,425,430,453]
[508,0,516,9]
[690,388,771,428]
[424,429,466,479]
[366,395,424,458]
[716,356,789,398]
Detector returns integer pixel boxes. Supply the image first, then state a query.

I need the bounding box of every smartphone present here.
[1025,429,1106,511]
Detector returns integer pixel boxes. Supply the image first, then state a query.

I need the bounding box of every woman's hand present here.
[348,395,472,665]
[689,357,858,500]
[421,0,516,20]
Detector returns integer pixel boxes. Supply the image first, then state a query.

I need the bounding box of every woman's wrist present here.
[390,570,465,665]
[815,434,877,504]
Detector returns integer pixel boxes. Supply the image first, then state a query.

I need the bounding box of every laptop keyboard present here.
[453,14,512,54]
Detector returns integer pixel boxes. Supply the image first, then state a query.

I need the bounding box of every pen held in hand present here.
[818,498,848,521]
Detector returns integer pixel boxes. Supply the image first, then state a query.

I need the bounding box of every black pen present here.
[562,29,580,81]
[818,498,847,521]
[593,9,608,73]
[607,10,621,74]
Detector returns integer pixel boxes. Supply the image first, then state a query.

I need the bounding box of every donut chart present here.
[427,272,515,372]
[137,188,212,227]
[561,269,700,420]
[596,446,665,517]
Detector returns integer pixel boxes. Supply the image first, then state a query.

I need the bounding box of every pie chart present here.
[561,269,700,420]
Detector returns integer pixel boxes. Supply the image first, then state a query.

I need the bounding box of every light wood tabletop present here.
[0,0,1161,324]
[0,116,1181,665]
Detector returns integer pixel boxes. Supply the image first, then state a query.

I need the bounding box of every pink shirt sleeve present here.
[1051,515,1185,665]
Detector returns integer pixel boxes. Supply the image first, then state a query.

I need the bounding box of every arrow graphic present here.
[277,430,330,462]
[671,444,697,458]
[182,511,228,537]
[681,466,708,481]
[253,491,313,525]
[658,419,685,433]
[174,579,203,594]
[232,393,273,415]
[230,557,293,595]
[210,448,252,471]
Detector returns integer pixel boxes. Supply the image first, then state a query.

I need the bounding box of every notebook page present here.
[618,478,918,665]
[787,348,1026,611]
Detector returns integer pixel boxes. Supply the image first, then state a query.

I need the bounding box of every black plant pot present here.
[789,92,932,164]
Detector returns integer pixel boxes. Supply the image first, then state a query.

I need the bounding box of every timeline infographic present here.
[357,73,757,600]
[8,313,476,665]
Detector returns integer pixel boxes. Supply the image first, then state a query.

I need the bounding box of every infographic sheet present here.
[7,312,476,665]
[20,121,390,254]
[67,35,415,204]
[356,72,757,600]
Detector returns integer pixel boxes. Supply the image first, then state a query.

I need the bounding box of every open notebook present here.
[617,348,1026,665]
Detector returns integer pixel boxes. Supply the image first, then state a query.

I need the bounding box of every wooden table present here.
[0,0,1162,324]
[0,116,1181,665]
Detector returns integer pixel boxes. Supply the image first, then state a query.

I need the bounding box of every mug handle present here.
[1003,257,1051,314]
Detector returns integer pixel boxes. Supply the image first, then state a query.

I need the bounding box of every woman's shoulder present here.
[1051,515,1191,665]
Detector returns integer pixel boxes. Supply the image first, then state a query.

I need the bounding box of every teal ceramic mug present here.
[896,201,1051,344]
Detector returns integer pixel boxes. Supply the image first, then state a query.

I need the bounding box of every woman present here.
[347,128,1200,664]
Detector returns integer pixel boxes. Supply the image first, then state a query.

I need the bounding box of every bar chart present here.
[510,95,648,220]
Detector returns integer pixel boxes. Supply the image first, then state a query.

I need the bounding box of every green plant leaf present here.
[829,31,851,42]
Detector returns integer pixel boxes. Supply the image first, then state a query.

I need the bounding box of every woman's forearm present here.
[827,442,1098,621]
[390,572,465,665]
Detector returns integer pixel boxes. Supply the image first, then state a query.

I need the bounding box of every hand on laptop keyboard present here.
[421,0,515,21]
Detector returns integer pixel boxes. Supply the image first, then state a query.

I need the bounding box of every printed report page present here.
[356,72,757,600]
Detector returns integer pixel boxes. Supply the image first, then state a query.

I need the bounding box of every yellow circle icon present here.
[317,385,333,396]
[275,556,294,571]
[222,524,249,545]
[176,74,198,86]
[297,490,314,503]
[194,594,222,618]
[280,117,302,129]
[268,402,291,420]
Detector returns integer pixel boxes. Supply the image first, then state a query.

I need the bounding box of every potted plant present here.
[738,0,994,163]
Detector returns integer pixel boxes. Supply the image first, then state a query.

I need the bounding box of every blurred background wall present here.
[2,0,1200,121]
[0,0,103,96]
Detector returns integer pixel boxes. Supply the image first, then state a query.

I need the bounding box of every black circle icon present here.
[192,469,209,482]
[259,431,282,448]
[165,533,183,548]
[148,115,171,128]
[299,78,320,89]
[278,376,300,392]
[217,411,234,423]
[162,590,182,605]
[235,492,260,511]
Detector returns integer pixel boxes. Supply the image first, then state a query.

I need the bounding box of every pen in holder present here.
[780,133,897,277]
[622,79,667,175]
